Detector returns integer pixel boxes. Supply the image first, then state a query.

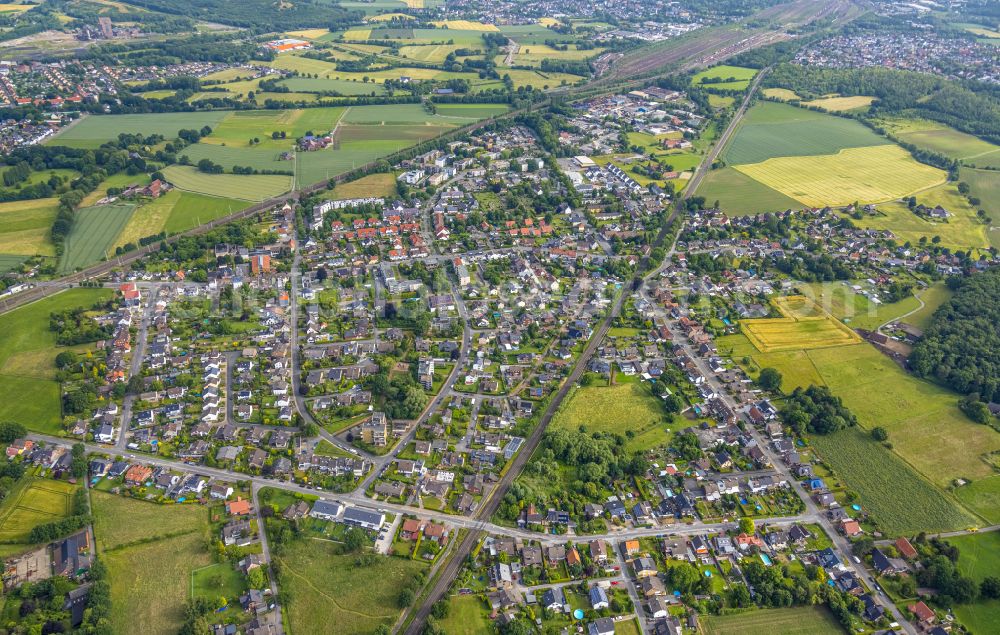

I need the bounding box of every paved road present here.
[116,296,155,450]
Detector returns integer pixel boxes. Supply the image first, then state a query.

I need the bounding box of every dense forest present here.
[121,0,359,30]
[782,385,858,435]
[910,267,1000,404]
[764,64,1000,144]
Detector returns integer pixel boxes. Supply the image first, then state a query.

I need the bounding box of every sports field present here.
[0,287,112,433]
[802,95,875,112]
[740,296,862,352]
[0,197,58,256]
[58,202,136,273]
[723,101,890,165]
[551,382,674,452]
[701,606,842,635]
[47,112,229,148]
[0,478,76,544]
[161,166,292,201]
[733,145,946,207]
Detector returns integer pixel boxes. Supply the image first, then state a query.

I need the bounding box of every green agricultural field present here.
[897,283,953,331]
[763,88,801,101]
[0,197,59,256]
[163,192,251,234]
[326,172,398,200]
[695,166,801,215]
[691,64,757,92]
[701,606,843,635]
[0,478,76,545]
[58,202,136,273]
[723,101,890,165]
[954,601,1000,635]
[161,166,291,201]
[810,428,975,536]
[180,142,291,171]
[552,382,673,452]
[275,537,427,635]
[0,287,112,433]
[81,172,150,207]
[47,112,229,148]
[277,77,388,95]
[735,145,945,208]
[849,181,992,251]
[342,103,465,124]
[499,23,579,44]
[795,280,927,332]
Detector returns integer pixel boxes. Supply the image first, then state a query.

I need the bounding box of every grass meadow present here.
[723,101,889,165]
[701,606,843,635]
[850,182,992,251]
[947,532,1000,632]
[551,382,674,452]
[325,172,398,200]
[734,145,946,208]
[438,596,491,635]
[960,168,1000,248]
[691,64,757,92]
[0,478,76,545]
[0,287,112,433]
[276,537,427,635]
[93,493,213,635]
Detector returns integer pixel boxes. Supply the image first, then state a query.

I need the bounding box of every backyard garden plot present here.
[740,296,862,352]
[733,145,946,208]
[58,202,136,273]
[723,101,890,165]
[0,197,58,256]
[161,166,292,201]
[0,479,75,543]
[46,111,229,148]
